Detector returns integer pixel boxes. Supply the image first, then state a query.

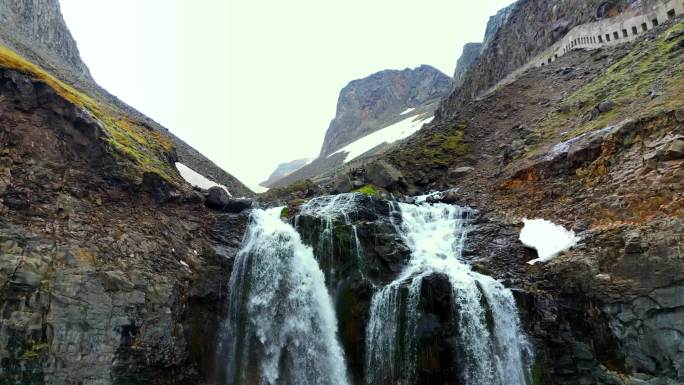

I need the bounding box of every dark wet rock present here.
[223,198,253,214]
[205,186,231,210]
[367,160,404,189]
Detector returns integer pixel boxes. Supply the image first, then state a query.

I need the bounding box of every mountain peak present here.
[319,65,452,157]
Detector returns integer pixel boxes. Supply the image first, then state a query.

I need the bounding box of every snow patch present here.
[519,219,579,265]
[175,162,231,196]
[400,107,415,115]
[331,114,433,163]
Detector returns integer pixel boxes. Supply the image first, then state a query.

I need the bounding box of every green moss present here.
[280,207,289,219]
[20,341,49,360]
[538,21,684,142]
[391,121,469,167]
[0,44,181,187]
[353,184,379,197]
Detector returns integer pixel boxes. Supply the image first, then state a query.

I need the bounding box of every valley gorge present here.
[1,1,684,385]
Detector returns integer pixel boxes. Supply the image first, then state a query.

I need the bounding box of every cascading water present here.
[219,207,350,385]
[366,199,533,385]
[298,193,363,289]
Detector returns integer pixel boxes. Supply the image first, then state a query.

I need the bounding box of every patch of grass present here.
[538,21,684,141]
[353,184,379,197]
[391,121,469,167]
[0,44,180,185]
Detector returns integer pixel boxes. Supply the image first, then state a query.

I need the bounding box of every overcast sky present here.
[59,0,515,192]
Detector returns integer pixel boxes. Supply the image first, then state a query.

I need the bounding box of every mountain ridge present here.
[0,0,254,197]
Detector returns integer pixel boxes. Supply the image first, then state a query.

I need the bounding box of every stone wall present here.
[477,0,684,99]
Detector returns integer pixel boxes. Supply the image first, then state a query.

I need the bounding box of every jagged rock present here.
[367,160,404,189]
[332,173,354,193]
[205,186,231,210]
[598,100,615,113]
[205,187,253,213]
[319,65,452,157]
[453,43,483,89]
[658,138,684,160]
[223,198,253,214]
[448,166,474,179]
[675,108,684,123]
[624,233,643,254]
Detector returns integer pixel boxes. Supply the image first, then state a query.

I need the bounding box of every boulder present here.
[598,100,614,113]
[658,138,684,161]
[205,186,231,210]
[448,166,474,179]
[332,173,354,193]
[223,198,253,214]
[367,160,404,189]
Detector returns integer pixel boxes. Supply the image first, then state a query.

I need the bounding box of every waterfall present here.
[365,200,533,385]
[220,207,350,385]
[298,193,362,289]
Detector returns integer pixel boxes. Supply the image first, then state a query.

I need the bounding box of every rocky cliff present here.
[316,7,684,383]
[0,0,90,81]
[263,65,450,189]
[0,1,253,383]
[4,0,684,384]
[319,65,451,157]
[452,43,482,90]
[0,0,253,197]
[439,0,637,115]
[452,2,516,90]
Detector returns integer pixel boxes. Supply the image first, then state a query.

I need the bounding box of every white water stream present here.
[365,200,533,385]
[221,207,349,385]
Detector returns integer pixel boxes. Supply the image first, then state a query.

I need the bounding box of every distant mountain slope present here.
[0,0,253,196]
[319,64,452,157]
[268,101,439,189]
[264,65,451,189]
[260,158,310,188]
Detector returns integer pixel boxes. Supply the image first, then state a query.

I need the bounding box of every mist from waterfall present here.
[365,200,533,385]
[219,207,350,385]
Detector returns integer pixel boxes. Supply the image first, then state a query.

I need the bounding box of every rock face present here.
[293,194,411,383]
[0,0,253,197]
[0,67,248,384]
[438,0,610,114]
[319,65,452,157]
[259,158,310,188]
[0,0,91,81]
[357,13,684,385]
[268,66,450,189]
[451,2,516,90]
[452,43,482,89]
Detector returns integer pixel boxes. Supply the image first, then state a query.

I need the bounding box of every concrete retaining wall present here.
[477,0,683,99]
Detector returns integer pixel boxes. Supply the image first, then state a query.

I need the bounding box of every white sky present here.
[59,0,515,192]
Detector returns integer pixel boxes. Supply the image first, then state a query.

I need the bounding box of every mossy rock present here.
[353,184,379,197]
[0,44,181,188]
